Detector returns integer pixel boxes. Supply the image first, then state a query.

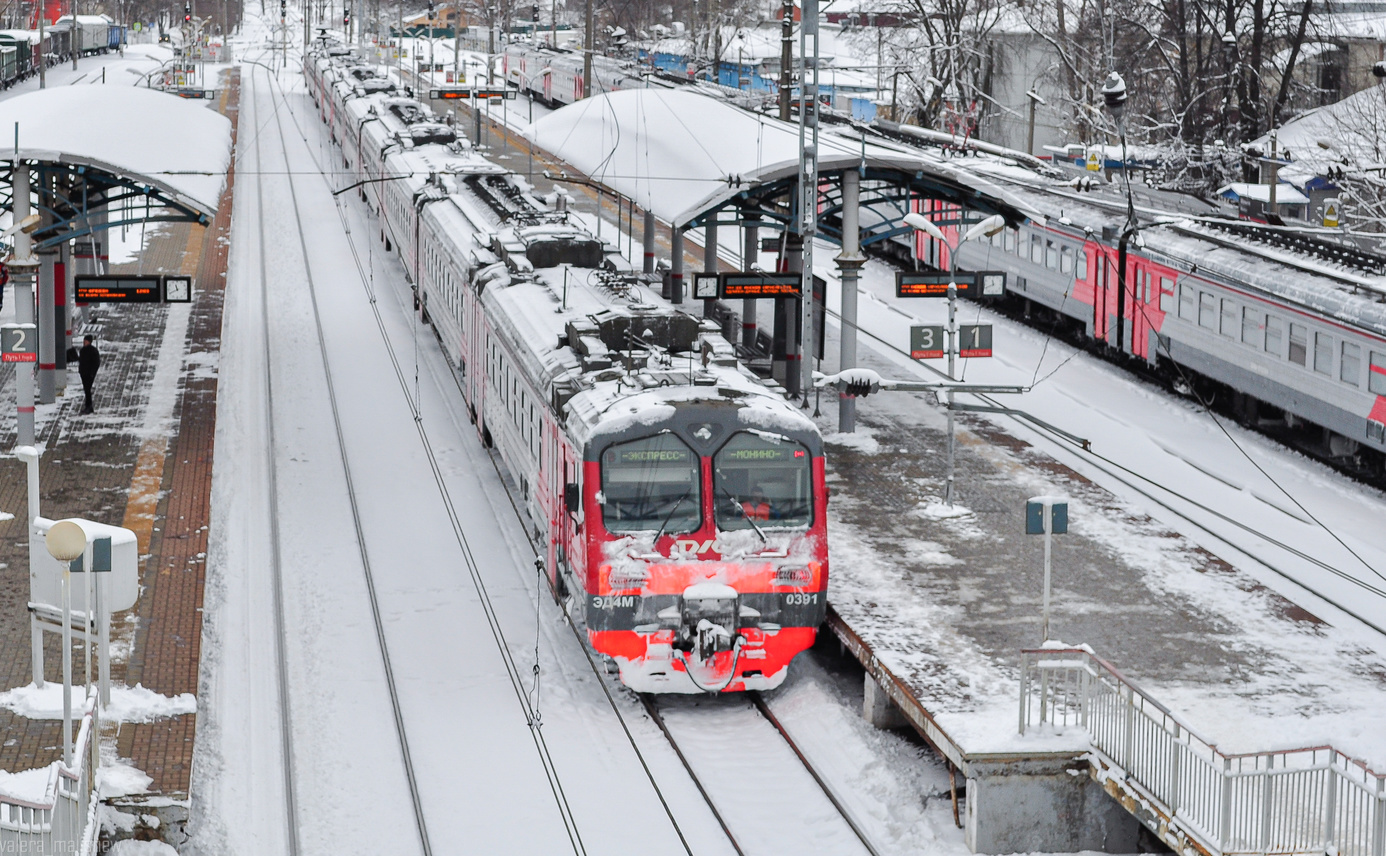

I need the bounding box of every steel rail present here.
[246,49,304,856]
[250,56,436,856]
[273,56,592,853]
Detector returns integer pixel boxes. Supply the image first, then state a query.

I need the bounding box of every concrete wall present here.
[965,758,1143,854]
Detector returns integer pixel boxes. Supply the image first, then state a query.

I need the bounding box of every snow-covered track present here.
[245,55,435,856]
[641,692,883,856]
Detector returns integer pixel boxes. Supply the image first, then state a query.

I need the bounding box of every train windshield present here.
[713,432,812,530]
[600,434,702,534]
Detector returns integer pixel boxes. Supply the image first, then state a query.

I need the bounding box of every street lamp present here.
[901,210,1005,507]
[45,519,86,770]
[520,65,551,180]
[1101,70,1139,354]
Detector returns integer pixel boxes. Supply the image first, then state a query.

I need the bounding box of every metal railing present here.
[0,705,99,856]
[1020,648,1386,856]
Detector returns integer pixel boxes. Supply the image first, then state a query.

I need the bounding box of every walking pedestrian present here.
[66,335,100,414]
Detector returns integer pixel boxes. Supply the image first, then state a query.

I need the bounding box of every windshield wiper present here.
[652,490,692,544]
[718,486,767,546]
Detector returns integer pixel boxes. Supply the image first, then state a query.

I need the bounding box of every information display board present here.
[719,272,801,298]
[897,271,977,298]
[896,270,1007,299]
[75,275,193,304]
[429,88,515,100]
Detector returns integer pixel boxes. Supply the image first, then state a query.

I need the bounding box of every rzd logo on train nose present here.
[674,539,718,555]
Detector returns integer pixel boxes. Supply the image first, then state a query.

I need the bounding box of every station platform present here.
[809,320,1386,851]
[0,71,237,844]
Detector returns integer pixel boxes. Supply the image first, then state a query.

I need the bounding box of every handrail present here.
[1020,647,1386,856]
[0,700,97,854]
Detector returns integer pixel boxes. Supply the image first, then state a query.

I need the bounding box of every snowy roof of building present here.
[0,86,231,215]
[1251,85,1386,172]
[524,88,1044,228]
[1218,182,1311,205]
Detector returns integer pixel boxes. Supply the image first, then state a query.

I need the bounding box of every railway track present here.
[246,49,435,855]
[641,691,884,856]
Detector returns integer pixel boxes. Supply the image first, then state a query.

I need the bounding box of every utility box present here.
[1025,497,1068,534]
[31,517,140,614]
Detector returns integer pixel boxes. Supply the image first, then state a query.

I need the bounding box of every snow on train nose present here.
[658,582,761,664]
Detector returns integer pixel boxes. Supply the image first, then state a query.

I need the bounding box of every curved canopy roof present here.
[0,86,231,218]
[524,89,1044,237]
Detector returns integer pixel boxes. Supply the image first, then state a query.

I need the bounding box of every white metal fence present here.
[1020,648,1386,856]
[0,706,99,856]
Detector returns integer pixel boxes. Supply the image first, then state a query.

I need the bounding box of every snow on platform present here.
[813,271,1386,772]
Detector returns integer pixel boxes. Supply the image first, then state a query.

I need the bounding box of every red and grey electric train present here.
[305,45,830,693]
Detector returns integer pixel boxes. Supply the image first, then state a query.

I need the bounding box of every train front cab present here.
[568,407,829,694]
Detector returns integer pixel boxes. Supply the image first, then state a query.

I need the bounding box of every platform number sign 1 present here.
[958,324,993,357]
[1,323,37,363]
[910,325,944,359]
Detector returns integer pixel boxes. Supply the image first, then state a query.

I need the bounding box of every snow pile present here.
[915,500,975,520]
[0,683,195,722]
[823,427,881,454]
[98,758,152,799]
[0,767,55,803]
[108,841,178,856]
[0,511,12,522]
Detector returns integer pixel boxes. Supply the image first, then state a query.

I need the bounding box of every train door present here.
[1093,246,1110,342]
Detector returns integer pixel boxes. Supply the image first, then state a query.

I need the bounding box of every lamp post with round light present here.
[901,210,1006,507]
[44,519,86,769]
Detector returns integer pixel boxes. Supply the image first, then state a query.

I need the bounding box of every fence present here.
[1020,648,1386,856]
[0,706,99,856]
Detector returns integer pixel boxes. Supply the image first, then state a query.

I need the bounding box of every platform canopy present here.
[524,88,1045,247]
[0,86,232,249]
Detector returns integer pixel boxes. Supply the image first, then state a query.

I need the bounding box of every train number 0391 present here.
[785,593,819,606]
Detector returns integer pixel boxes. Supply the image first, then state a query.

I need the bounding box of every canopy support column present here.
[642,209,655,274]
[837,168,864,432]
[702,220,718,319]
[670,226,684,305]
[742,215,759,349]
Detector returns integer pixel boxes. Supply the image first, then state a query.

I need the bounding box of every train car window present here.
[1288,324,1308,365]
[714,432,812,530]
[1241,308,1263,347]
[1265,316,1284,356]
[1179,284,1195,320]
[600,434,701,534]
[1004,230,1017,253]
[1031,235,1044,265]
[1077,251,1088,280]
[1198,292,1216,328]
[1341,342,1361,386]
[1220,299,1238,337]
[1159,278,1173,312]
[1045,241,1059,270]
[1314,333,1333,375]
[1370,352,1386,394]
[1060,246,1074,274]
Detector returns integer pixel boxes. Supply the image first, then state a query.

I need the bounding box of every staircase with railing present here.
[1020,647,1386,856]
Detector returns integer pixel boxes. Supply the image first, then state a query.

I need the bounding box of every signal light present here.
[183,2,191,22]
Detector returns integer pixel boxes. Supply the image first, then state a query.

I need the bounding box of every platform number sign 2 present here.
[1,323,37,363]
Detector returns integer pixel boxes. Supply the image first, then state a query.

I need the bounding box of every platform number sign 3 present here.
[1,323,37,363]
[910,325,945,359]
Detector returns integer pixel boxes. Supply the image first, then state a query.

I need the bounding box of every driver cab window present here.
[600,434,701,534]
[714,432,812,530]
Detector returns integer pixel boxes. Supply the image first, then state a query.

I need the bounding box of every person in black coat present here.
[65,335,101,414]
